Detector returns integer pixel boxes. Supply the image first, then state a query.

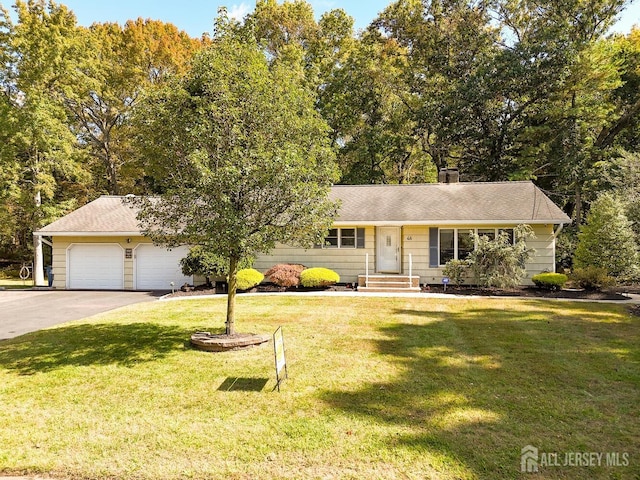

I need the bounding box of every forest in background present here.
[1,0,640,268]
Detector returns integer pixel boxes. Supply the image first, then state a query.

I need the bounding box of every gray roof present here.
[330,181,570,225]
[35,196,141,235]
[35,182,570,235]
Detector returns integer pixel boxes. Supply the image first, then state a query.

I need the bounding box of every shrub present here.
[300,267,339,288]
[235,269,264,291]
[442,259,469,287]
[571,266,615,291]
[531,273,568,290]
[467,224,535,288]
[181,246,252,285]
[264,264,306,287]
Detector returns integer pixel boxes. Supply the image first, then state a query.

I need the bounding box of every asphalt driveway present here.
[0,290,162,340]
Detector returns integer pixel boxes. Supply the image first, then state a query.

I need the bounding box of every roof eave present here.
[333,219,571,226]
[33,231,142,237]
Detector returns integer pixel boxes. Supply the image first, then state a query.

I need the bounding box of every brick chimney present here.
[438,167,459,183]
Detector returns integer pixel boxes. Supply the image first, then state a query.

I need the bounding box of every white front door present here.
[377,227,401,273]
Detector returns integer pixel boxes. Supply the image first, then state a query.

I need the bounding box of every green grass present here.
[0,296,638,479]
[0,277,33,289]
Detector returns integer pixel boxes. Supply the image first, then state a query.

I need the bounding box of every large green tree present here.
[0,0,88,277]
[64,19,206,196]
[132,36,338,335]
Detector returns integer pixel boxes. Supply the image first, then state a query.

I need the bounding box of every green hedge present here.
[531,273,568,290]
[300,267,340,288]
[235,269,264,291]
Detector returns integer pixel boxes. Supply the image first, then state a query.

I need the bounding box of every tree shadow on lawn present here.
[321,301,640,479]
[0,322,195,375]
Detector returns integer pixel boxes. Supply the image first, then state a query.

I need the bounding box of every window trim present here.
[320,227,365,249]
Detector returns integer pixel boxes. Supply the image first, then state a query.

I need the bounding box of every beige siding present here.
[254,227,375,284]
[413,224,556,286]
[53,224,558,289]
[51,236,152,290]
[256,224,558,286]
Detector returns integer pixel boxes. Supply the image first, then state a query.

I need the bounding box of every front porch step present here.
[358,286,422,293]
[357,275,420,293]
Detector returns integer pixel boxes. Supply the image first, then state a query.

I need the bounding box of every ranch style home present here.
[34,170,571,291]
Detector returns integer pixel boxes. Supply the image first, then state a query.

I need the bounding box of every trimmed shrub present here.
[235,269,264,291]
[531,273,568,290]
[571,266,614,291]
[264,264,306,287]
[442,259,469,287]
[300,267,340,288]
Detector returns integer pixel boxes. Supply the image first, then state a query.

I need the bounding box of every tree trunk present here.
[32,169,45,286]
[225,256,239,335]
[574,184,582,225]
[105,149,119,196]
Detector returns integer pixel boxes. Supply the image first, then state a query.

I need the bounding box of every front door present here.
[377,227,401,273]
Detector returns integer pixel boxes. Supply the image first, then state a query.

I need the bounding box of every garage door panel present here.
[135,245,192,290]
[68,244,124,290]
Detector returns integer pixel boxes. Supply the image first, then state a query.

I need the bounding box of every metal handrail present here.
[365,253,369,287]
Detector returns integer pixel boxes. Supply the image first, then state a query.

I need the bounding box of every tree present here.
[574,192,638,279]
[132,37,339,335]
[0,0,89,277]
[64,19,206,196]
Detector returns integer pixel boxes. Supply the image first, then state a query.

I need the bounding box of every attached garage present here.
[135,244,192,290]
[67,244,124,290]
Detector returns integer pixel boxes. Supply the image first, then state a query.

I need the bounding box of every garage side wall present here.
[51,236,152,290]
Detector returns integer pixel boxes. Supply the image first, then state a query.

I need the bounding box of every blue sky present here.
[11,0,640,37]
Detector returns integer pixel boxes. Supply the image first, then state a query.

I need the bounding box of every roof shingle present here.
[35,182,570,235]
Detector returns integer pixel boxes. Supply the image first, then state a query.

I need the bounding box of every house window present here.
[499,228,515,244]
[457,230,474,260]
[325,229,339,248]
[439,229,455,265]
[478,228,495,241]
[321,228,365,249]
[438,227,516,265]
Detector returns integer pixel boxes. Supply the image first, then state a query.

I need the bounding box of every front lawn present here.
[0,296,638,479]
[0,277,33,289]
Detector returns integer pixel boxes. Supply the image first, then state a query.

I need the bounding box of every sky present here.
[15,0,640,38]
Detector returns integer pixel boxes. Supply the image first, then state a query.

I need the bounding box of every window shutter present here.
[429,227,439,268]
[356,228,365,248]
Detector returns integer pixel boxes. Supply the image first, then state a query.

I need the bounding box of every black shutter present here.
[429,227,439,267]
[356,228,365,248]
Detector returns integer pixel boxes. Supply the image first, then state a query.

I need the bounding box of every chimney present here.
[439,167,459,184]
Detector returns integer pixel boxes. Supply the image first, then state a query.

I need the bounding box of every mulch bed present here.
[425,285,631,301]
[166,282,632,301]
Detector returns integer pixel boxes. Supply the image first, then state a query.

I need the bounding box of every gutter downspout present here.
[551,224,565,274]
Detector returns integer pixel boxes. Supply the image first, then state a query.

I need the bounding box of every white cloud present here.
[228,3,252,21]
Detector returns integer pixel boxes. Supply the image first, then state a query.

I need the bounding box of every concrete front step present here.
[357,274,420,291]
[358,286,422,293]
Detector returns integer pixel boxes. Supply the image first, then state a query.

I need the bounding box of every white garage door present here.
[135,245,192,290]
[68,244,124,290]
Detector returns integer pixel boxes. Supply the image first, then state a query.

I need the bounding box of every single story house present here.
[35,173,571,291]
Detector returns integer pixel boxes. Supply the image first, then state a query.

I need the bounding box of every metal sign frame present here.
[273,326,288,392]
